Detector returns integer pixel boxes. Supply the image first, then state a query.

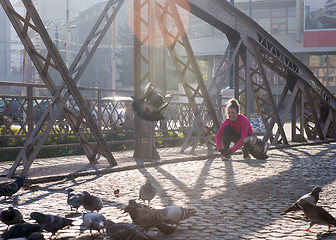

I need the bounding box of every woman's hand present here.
[219,148,232,158]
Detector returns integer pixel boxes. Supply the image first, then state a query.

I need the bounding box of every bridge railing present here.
[0,81,228,156]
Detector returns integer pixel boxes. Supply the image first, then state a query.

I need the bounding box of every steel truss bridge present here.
[1,0,335,177]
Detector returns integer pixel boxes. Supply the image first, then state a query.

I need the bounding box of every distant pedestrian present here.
[83,94,91,111]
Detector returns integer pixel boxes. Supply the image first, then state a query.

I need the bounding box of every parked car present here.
[3,99,24,122]
[0,100,5,115]
[33,100,65,122]
[92,97,133,126]
[33,101,49,121]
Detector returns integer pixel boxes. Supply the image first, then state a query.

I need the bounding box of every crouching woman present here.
[216,98,253,159]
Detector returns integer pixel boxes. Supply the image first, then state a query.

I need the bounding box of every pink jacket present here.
[216,114,253,153]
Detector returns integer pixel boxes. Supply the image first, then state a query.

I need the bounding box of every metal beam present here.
[175,0,336,141]
[1,0,123,177]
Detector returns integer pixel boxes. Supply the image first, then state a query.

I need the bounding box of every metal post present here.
[66,0,69,67]
[27,86,34,135]
[245,49,251,118]
[133,0,142,158]
[296,0,302,41]
[249,0,252,17]
[112,6,116,94]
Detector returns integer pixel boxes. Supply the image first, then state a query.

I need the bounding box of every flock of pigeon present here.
[1,174,336,239]
[0,177,196,239]
[281,186,336,232]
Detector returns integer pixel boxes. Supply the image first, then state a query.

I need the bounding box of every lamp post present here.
[45,20,64,49]
[66,0,69,67]
[111,6,116,95]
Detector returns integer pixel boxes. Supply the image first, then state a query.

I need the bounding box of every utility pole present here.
[66,0,69,67]
[111,6,116,95]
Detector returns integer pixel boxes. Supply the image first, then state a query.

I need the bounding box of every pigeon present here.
[242,135,269,159]
[299,199,336,232]
[104,219,154,240]
[158,206,197,226]
[281,186,322,215]
[127,199,149,209]
[1,223,43,239]
[0,206,25,231]
[30,212,73,237]
[27,232,45,240]
[139,179,156,206]
[124,205,176,235]
[0,176,25,200]
[82,211,106,237]
[82,191,103,212]
[132,83,172,121]
[132,97,166,121]
[67,188,83,213]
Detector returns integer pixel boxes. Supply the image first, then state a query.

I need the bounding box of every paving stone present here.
[0,143,336,239]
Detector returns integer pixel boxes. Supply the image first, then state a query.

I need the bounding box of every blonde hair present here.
[225,98,240,115]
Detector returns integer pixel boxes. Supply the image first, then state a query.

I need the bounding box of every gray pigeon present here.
[124,205,176,235]
[30,212,73,237]
[132,83,172,121]
[299,199,336,232]
[67,188,83,212]
[242,135,269,159]
[281,186,322,215]
[1,223,43,239]
[0,206,24,230]
[82,211,106,237]
[0,176,25,200]
[139,179,156,206]
[159,206,197,226]
[104,219,154,240]
[127,199,149,209]
[82,191,103,212]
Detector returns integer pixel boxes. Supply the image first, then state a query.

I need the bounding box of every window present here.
[272,8,286,18]
[310,54,336,87]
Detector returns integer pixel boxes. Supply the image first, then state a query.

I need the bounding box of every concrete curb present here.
[26,138,336,184]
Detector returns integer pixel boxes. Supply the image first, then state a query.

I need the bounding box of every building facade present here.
[236,0,336,93]
[1,0,335,96]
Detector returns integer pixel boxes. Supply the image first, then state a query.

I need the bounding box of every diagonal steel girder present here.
[254,38,336,141]
[180,40,242,153]
[250,41,288,144]
[180,44,233,153]
[1,0,124,177]
[175,0,336,143]
[155,0,220,152]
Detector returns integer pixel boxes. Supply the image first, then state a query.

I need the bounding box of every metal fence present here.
[0,81,226,156]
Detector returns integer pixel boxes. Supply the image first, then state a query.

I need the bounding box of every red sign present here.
[304,30,336,47]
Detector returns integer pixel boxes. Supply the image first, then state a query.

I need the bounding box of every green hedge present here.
[0,126,186,162]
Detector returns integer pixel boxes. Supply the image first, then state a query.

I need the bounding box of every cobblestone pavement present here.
[0,142,336,239]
